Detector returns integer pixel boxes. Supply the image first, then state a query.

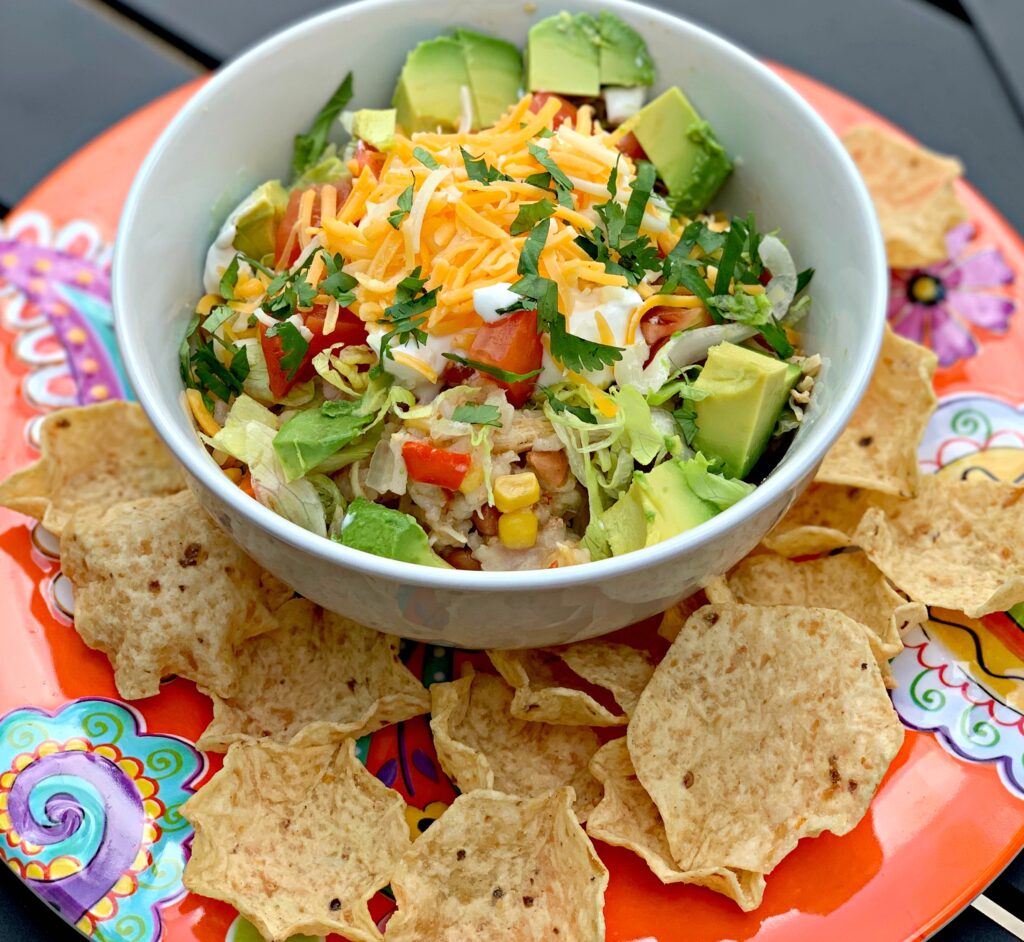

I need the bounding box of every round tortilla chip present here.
[587,739,765,911]
[628,604,904,881]
[197,599,430,751]
[816,327,937,498]
[0,401,184,537]
[430,670,601,821]
[386,788,608,942]
[183,739,409,942]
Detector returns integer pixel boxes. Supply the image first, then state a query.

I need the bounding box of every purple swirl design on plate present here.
[8,750,145,922]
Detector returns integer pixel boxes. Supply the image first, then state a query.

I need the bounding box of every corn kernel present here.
[498,509,538,549]
[459,464,484,495]
[493,471,540,512]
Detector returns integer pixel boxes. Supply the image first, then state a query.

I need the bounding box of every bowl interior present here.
[114,0,885,589]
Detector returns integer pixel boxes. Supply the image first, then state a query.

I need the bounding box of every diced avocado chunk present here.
[456,29,523,128]
[596,12,655,87]
[349,108,397,151]
[692,343,801,479]
[526,12,601,97]
[392,36,471,133]
[232,181,287,262]
[292,151,349,189]
[602,483,648,556]
[627,87,732,216]
[636,461,717,546]
[334,498,451,568]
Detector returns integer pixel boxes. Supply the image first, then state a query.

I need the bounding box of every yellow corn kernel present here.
[222,466,243,484]
[498,509,538,550]
[493,471,540,512]
[186,388,221,437]
[459,464,484,495]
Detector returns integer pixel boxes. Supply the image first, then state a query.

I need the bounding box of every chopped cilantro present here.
[219,255,241,300]
[201,304,235,335]
[320,252,357,305]
[620,160,656,243]
[451,403,503,427]
[388,174,415,229]
[442,353,542,384]
[517,219,550,276]
[267,321,310,381]
[510,199,556,237]
[291,72,353,178]
[373,268,438,375]
[460,147,511,184]
[541,387,597,424]
[412,146,440,170]
[526,143,573,207]
[795,267,815,294]
[536,279,622,373]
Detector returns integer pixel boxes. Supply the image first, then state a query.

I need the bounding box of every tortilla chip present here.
[197,599,430,751]
[183,739,408,942]
[763,483,896,557]
[488,642,655,726]
[628,605,903,885]
[386,787,608,942]
[61,490,277,700]
[854,476,1024,617]
[724,551,924,660]
[587,739,765,911]
[430,670,601,820]
[817,327,937,497]
[0,402,184,537]
[843,125,967,268]
[658,589,712,642]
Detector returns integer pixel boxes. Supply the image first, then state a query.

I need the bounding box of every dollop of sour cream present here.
[203,191,262,294]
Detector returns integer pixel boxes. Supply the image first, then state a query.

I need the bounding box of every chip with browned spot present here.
[628,604,903,893]
[817,327,937,498]
[197,598,430,751]
[61,489,277,699]
[488,641,655,726]
[0,401,184,537]
[587,738,765,911]
[854,475,1024,617]
[843,124,967,268]
[430,670,601,820]
[183,739,409,942]
[386,788,607,942]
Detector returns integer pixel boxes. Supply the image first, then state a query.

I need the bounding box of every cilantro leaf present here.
[621,160,656,243]
[202,304,235,336]
[541,387,597,424]
[320,252,357,305]
[517,219,551,276]
[673,399,699,445]
[451,403,503,427]
[412,146,440,169]
[229,344,251,384]
[795,267,815,295]
[267,321,311,381]
[527,143,573,207]
[460,147,511,184]
[536,280,622,373]
[510,199,556,237]
[396,266,428,303]
[291,72,353,178]
[388,175,415,229]
[219,255,241,299]
[190,340,245,401]
[373,269,438,374]
[442,353,542,385]
[713,218,747,295]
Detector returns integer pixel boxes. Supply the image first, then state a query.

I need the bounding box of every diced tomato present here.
[639,305,712,349]
[274,180,353,267]
[616,131,648,161]
[528,92,578,130]
[354,140,387,178]
[259,302,368,399]
[402,440,472,490]
[467,309,543,407]
[441,361,474,386]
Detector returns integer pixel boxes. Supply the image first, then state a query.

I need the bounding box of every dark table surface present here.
[2,1,1024,939]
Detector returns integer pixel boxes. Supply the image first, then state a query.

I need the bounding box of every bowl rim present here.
[113,0,887,593]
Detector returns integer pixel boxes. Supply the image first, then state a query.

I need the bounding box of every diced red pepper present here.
[467,309,543,407]
[274,180,353,267]
[528,92,578,130]
[402,440,471,490]
[259,302,368,399]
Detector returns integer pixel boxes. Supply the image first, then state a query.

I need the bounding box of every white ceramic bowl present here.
[114,0,886,648]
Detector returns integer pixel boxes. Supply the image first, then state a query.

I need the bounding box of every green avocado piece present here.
[602,483,648,556]
[456,29,523,128]
[350,108,397,151]
[334,498,452,568]
[231,181,287,263]
[292,149,349,189]
[393,36,471,133]
[627,87,732,216]
[692,343,801,479]
[596,12,655,87]
[273,400,375,483]
[636,461,717,546]
[526,12,601,97]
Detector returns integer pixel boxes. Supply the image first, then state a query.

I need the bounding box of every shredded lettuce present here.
[241,339,315,407]
[616,386,663,466]
[678,453,755,510]
[313,343,375,397]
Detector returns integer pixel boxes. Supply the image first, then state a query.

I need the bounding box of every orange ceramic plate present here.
[2,66,1024,942]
